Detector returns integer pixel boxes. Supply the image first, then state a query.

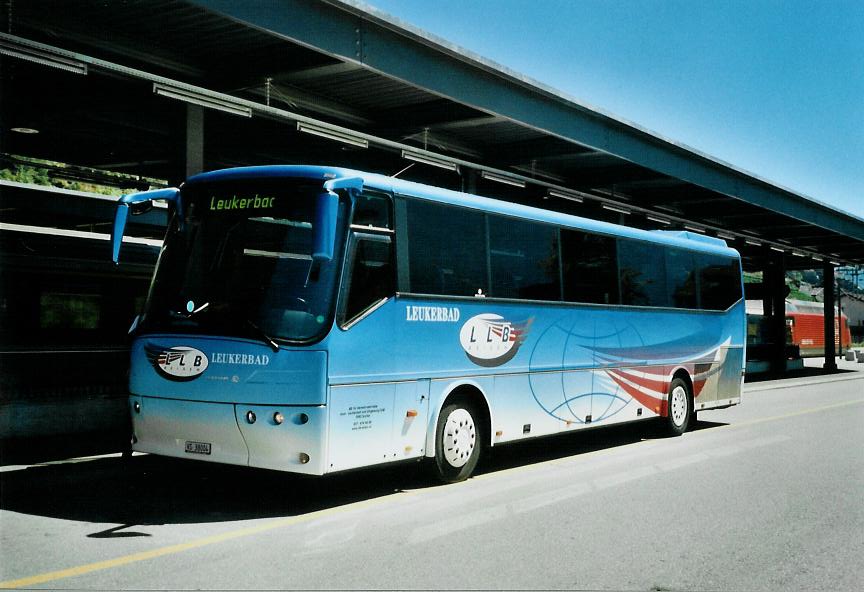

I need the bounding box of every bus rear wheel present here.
[432,402,481,483]
[663,377,692,436]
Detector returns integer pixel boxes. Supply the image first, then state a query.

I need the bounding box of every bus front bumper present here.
[130,396,327,475]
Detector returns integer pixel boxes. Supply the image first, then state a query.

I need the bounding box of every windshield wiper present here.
[245,319,280,353]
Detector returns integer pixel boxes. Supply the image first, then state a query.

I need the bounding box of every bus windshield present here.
[138,178,348,344]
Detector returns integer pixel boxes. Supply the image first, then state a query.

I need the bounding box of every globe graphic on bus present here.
[527,314,641,425]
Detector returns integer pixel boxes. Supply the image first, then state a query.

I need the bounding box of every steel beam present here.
[372,99,485,130]
[427,115,509,131]
[612,177,687,191]
[570,165,665,190]
[251,79,373,126]
[483,137,593,164]
[274,60,362,83]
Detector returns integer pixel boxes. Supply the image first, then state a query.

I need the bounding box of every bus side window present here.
[488,215,560,301]
[404,199,487,297]
[699,254,741,311]
[340,234,394,327]
[561,230,619,304]
[352,191,392,229]
[619,239,668,307]
[665,248,698,309]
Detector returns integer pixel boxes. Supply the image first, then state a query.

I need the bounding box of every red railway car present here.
[785,299,853,357]
[746,299,852,358]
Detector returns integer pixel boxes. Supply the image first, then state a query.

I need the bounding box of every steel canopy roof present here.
[2,0,862,269]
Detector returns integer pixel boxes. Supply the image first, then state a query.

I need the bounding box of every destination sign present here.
[209,194,276,211]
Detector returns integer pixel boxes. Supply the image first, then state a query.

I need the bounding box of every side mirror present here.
[313,176,363,262]
[112,187,180,264]
[313,190,339,261]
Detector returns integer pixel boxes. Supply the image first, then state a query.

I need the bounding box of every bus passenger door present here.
[392,379,430,459]
[328,198,401,471]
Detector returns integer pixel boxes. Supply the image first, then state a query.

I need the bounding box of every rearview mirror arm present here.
[112,187,181,264]
[312,176,364,262]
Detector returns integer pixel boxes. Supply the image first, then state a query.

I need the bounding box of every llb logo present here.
[145,344,209,381]
[459,314,532,367]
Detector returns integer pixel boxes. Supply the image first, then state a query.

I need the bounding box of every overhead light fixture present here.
[830,260,841,266]
[812,255,823,262]
[716,231,736,240]
[153,83,251,117]
[645,214,671,225]
[792,251,806,257]
[297,121,368,148]
[602,204,631,215]
[401,150,458,172]
[11,127,39,134]
[684,224,705,233]
[770,246,786,253]
[0,38,87,74]
[547,188,584,203]
[745,239,762,246]
[480,170,525,187]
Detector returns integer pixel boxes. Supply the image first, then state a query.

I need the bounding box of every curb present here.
[744,371,864,393]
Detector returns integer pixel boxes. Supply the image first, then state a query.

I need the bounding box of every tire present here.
[664,377,692,436]
[432,401,482,483]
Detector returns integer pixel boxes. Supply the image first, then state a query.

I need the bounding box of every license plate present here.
[185,441,211,455]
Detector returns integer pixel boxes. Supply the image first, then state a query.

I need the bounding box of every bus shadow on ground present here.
[477,418,725,475]
[0,454,418,527]
[0,419,726,529]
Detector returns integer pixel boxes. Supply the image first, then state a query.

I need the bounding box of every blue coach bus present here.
[111,166,745,482]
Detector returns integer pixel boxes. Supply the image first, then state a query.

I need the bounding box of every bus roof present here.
[187,165,740,258]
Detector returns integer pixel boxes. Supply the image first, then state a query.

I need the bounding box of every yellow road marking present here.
[3,397,863,589]
[0,495,388,589]
[728,398,864,429]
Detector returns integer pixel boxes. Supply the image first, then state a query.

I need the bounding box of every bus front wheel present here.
[664,377,692,436]
[432,402,481,483]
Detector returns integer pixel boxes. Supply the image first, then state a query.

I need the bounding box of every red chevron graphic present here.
[606,371,665,413]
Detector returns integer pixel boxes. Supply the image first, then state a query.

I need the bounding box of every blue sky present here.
[366,0,863,219]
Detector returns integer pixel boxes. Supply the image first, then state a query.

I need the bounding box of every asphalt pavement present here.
[1,366,862,591]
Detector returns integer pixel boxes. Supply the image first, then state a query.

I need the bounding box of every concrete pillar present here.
[837,283,844,357]
[761,256,774,318]
[767,252,787,374]
[185,104,205,178]
[824,263,837,371]
[462,167,478,195]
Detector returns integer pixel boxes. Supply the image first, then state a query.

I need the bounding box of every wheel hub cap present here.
[443,408,476,467]
[671,385,688,427]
